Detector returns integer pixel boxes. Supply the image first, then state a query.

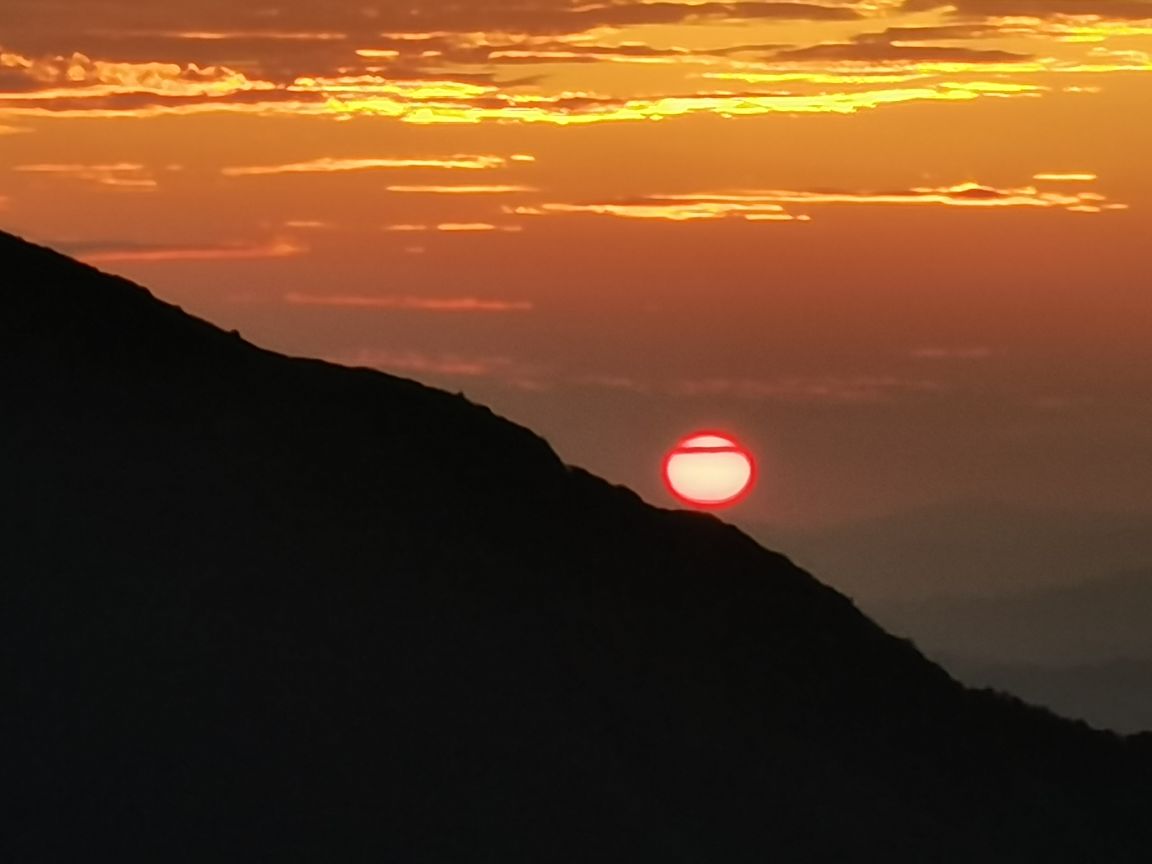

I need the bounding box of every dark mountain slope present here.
[1,230,1149,862]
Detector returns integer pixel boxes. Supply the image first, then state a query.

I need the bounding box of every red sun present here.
[662,431,756,509]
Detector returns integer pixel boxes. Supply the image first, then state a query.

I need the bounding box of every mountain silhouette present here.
[941,655,1152,736]
[2,229,1149,863]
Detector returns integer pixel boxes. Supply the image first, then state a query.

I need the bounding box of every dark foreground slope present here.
[1,230,1149,863]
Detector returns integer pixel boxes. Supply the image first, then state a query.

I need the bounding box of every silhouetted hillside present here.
[1,229,1149,863]
[873,570,1152,733]
[940,656,1152,735]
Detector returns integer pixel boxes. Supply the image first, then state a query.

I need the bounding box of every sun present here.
[662,431,756,509]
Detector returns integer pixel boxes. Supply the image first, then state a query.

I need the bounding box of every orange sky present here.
[3,0,1151,555]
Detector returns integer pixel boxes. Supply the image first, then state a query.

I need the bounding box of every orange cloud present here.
[513,180,1127,222]
[902,1,1152,20]
[318,84,1014,125]
[282,219,332,229]
[14,162,160,190]
[695,182,1121,210]
[221,155,517,176]
[435,223,523,232]
[2,0,1148,132]
[284,292,533,312]
[386,184,537,194]
[511,200,809,222]
[165,30,351,42]
[332,348,528,379]
[0,50,273,99]
[75,238,304,263]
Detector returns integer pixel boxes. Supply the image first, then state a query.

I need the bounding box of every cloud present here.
[1033,172,1098,181]
[694,182,1122,210]
[0,49,274,99]
[2,0,1147,129]
[14,162,159,190]
[284,292,533,312]
[281,219,333,229]
[0,1,863,50]
[385,184,537,194]
[559,372,947,404]
[670,375,946,404]
[434,223,524,232]
[706,18,1152,82]
[333,349,551,391]
[511,199,810,222]
[901,0,1152,20]
[511,179,1126,223]
[775,41,1034,65]
[63,237,305,263]
[313,82,1030,125]
[315,352,951,404]
[0,3,864,111]
[910,346,996,360]
[335,349,516,378]
[480,38,793,68]
[222,155,518,176]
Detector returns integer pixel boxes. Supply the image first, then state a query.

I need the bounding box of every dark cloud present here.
[773,25,1034,63]
[902,0,1152,19]
[1,1,859,54]
[776,41,1031,63]
[854,24,1007,41]
[0,1,861,91]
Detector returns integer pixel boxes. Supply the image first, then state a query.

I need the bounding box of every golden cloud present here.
[285,292,533,312]
[14,162,160,190]
[385,184,538,194]
[381,222,523,233]
[512,180,1127,222]
[1,0,1149,131]
[0,50,273,99]
[511,200,809,222]
[222,155,518,176]
[319,83,1020,125]
[77,238,305,263]
[435,223,524,232]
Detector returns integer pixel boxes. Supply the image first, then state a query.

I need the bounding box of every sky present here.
[3,0,1152,602]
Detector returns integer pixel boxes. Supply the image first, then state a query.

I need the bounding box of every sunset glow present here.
[3,0,1152,532]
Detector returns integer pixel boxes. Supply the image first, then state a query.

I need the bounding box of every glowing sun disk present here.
[662,431,756,509]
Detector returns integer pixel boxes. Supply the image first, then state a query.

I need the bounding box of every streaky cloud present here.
[222,155,516,176]
[285,292,533,312]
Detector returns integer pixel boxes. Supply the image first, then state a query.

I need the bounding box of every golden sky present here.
[3,0,1151,538]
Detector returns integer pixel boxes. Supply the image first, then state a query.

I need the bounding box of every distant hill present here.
[2,229,1150,863]
[769,503,1152,604]
[939,656,1152,736]
[874,570,1152,734]
[878,569,1152,666]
